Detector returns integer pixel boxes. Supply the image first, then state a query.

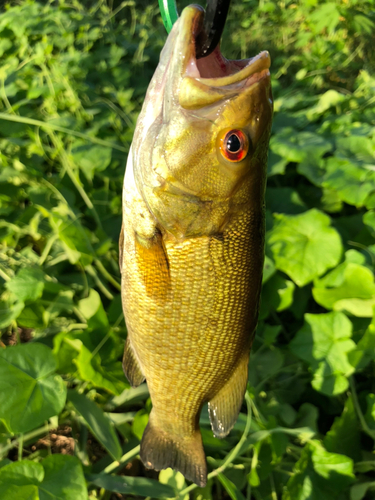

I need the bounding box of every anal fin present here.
[208,352,249,438]
[123,337,145,387]
[141,411,207,487]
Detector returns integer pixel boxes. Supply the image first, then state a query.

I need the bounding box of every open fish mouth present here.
[174,5,271,109]
[181,5,270,87]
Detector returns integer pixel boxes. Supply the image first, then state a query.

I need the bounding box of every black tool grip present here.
[196,0,231,59]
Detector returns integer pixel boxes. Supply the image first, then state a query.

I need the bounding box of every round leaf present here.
[0,344,67,434]
[268,209,342,286]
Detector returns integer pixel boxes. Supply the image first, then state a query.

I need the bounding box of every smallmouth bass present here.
[120,4,273,487]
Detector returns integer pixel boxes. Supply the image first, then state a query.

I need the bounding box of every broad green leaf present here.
[266,187,306,215]
[364,393,375,431]
[132,409,149,441]
[217,473,246,500]
[74,342,126,395]
[6,267,44,303]
[295,404,319,435]
[17,303,46,329]
[307,90,345,119]
[67,389,122,460]
[88,473,176,498]
[270,129,331,165]
[322,157,375,208]
[290,312,355,395]
[78,289,109,330]
[268,209,342,286]
[348,314,375,370]
[71,140,112,180]
[50,213,93,266]
[283,441,354,500]
[350,482,375,500]
[193,481,213,500]
[0,343,66,433]
[323,397,361,461]
[260,274,295,319]
[313,263,375,317]
[0,300,24,329]
[363,210,375,232]
[262,255,276,284]
[159,469,188,499]
[0,455,87,500]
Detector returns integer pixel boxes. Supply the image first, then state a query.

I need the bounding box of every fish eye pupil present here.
[227,134,241,153]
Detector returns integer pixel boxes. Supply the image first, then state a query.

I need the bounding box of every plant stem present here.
[177,391,253,498]
[102,445,141,474]
[0,112,128,152]
[0,424,50,457]
[94,259,121,291]
[18,434,23,461]
[350,376,375,440]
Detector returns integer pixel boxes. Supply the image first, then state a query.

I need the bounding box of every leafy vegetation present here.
[0,0,374,498]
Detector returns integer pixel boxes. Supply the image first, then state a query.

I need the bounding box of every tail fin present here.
[140,414,207,487]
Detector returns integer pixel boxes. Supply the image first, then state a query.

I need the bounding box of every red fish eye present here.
[219,129,249,162]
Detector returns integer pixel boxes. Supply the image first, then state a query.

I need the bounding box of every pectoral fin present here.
[208,352,249,438]
[135,229,170,300]
[123,337,145,387]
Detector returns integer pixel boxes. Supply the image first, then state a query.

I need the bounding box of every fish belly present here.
[122,206,263,435]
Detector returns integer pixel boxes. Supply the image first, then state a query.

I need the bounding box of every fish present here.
[119,3,273,488]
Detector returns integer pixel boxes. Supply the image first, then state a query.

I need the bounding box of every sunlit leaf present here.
[268,209,342,286]
[0,344,66,433]
[67,390,122,460]
[290,312,355,395]
[0,456,87,500]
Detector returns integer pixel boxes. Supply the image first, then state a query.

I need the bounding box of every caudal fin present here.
[140,415,207,487]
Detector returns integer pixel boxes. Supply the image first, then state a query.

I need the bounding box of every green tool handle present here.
[158,0,179,33]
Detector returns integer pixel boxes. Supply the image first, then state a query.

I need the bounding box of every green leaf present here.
[0,343,67,434]
[0,300,24,329]
[267,209,342,286]
[50,213,94,266]
[88,473,176,498]
[17,303,46,329]
[348,314,375,370]
[0,455,87,500]
[306,90,345,119]
[323,397,361,461]
[283,441,355,500]
[132,409,149,441]
[6,267,45,303]
[260,274,295,319]
[364,393,375,431]
[266,187,306,215]
[270,130,331,165]
[74,342,126,395]
[350,482,375,500]
[217,473,246,500]
[67,389,122,461]
[159,469,188,499]
[322,157,375,208]
[71,140,112,180]
[78,289,109,330]
[290,312,355,395]
[313,262,375,317]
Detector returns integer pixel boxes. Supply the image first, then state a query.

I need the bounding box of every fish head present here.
[132,4,273,238]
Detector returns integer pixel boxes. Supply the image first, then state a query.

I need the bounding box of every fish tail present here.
[140,413,207,487]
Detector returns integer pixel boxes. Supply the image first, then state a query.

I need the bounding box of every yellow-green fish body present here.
[120,4,273,487]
